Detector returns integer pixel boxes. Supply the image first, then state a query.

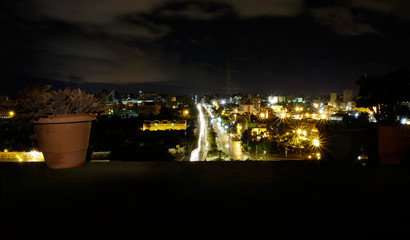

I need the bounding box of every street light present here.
[313,138,320,147]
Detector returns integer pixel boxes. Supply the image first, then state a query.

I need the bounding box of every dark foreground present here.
[1,160,410,238]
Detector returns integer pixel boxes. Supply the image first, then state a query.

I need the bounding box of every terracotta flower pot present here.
[377,126,410,165]
[33,114,96,169]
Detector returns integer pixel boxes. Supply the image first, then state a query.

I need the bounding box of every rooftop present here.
[1,160,410,237]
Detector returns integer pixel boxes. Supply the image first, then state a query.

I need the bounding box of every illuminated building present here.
[0,150,44,162]
[268,96,286,104]
[142,120,187,131]
[248,122,268,138]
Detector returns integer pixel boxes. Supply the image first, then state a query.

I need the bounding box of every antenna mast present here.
[226,61,231,98]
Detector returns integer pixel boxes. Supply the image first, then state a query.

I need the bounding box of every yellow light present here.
[297,129,302,135]
[9,111,15,117]
[321,114,327,119]
[313,139,320,147]
[260,113,265,118]
[308,155,312,159]
[4,149,8,152]
[302,130,307,136]
[296,107,299,111]
[280,112,286,119]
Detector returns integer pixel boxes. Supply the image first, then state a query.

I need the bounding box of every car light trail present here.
[190,104,205,161]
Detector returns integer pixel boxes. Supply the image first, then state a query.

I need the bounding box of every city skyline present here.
[3,0,410,95]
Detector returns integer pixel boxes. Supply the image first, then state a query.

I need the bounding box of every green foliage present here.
[16,85,104,123]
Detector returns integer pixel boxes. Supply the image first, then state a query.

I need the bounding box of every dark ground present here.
[1,160,410,238]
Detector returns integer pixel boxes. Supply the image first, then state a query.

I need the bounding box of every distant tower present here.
[226,61,231,98]
[343,89,353,102]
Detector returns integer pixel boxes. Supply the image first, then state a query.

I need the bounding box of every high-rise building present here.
[330,92,337,103]
[343,89,353,102]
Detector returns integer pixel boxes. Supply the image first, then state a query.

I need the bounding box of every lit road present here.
[190,104,207,161]
[205,106,243,160]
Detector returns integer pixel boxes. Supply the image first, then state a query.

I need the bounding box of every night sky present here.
[3,0,410,96]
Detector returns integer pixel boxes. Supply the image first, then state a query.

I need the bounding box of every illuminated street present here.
[190,104,207,161]
[204,105,243,160]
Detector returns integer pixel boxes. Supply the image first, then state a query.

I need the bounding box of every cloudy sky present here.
[3,0,410,96]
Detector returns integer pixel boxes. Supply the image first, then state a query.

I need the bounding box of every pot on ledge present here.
[33,114,96,169]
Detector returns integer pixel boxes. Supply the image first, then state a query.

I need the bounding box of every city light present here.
[312,138,320,147]
[401,118,410,125]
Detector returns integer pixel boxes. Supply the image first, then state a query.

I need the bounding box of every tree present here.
[241,129,252,144]
[356,67,410,125]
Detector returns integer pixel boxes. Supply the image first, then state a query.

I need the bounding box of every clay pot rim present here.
[33,113,96,124]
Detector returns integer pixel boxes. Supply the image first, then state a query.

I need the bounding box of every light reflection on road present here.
[190,104,206,161]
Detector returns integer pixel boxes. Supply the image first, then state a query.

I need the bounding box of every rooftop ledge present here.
[1,161,410,236]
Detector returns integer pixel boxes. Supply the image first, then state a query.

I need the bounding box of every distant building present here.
[292,97,303,103]
[329,114,344,121]
[136,102,161,116]
[114,108,138,118]
[342,89,354,111]
[268,96,286,104]
[242,104,254,115]
[343,89,353,102]
[142,120,187,131]
[330,93,337,103]
[247,122,268,139]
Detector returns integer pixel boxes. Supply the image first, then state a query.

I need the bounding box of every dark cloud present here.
[225,0,304,18]
[3,0,410,95]
[158,2,232,20]
[310,0,410,36]
[311,7,379,36]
